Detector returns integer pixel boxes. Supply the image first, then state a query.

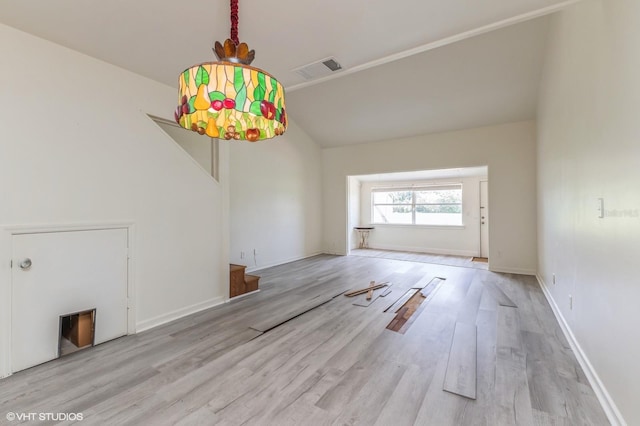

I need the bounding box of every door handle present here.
[19,258,32,270]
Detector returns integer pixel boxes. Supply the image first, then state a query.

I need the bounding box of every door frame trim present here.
[0,221,136,379]
[479,180,489,259]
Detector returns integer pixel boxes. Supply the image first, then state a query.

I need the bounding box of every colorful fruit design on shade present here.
[211,100,223,111]
[194,85,211,110]
[177,62,287,141]
[174,95,190,124]
[260,101,276,120]
[246,128,260,142]
[224,125,240,140]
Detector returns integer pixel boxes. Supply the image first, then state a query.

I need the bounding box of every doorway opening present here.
[346,166,488,260]
[59,309,96,357]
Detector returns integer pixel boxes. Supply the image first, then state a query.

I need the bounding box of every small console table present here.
[354,227,375,249]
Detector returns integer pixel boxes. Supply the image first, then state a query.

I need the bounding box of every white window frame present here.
[371,184,463,226]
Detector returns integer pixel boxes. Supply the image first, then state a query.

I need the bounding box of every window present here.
[372,185,463,226]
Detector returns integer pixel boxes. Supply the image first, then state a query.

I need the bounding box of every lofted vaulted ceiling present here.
[0,0,577,147]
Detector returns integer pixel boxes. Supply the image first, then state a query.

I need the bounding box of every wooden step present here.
[230,264,246,273]
[229,264,260,298]
[244,274,260,293]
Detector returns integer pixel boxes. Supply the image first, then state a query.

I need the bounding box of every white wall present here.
[156,121,215,176]
[347,177,361,250]
[0,24,229,377]
[537,1,640,424]
[228,121,323,272]
[359,176,485,256]
[322,121,537,274]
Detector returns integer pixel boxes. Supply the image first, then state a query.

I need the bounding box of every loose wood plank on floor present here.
[384,288,418,313]
[443,322,478,400]
[352,283,393,307]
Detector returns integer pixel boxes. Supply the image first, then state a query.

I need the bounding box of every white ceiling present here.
[288,16,550,147]
[0,0,575,147]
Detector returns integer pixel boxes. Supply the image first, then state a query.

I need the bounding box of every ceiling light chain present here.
[230,0,239,46]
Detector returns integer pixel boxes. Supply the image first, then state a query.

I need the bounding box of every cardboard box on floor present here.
[69,311,93,348]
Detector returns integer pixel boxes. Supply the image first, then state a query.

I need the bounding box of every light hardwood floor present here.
[350,248,489,270]
[0,254,609,425]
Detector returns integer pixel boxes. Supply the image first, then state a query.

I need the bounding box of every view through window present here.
[372,185,463,226]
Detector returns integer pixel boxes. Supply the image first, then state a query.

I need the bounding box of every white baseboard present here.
[490,266,537,276]
[366,243,477,257]
[245,252,323,274]
[536,275,626,426]
[135,296,225,333]
[228,289,260,301]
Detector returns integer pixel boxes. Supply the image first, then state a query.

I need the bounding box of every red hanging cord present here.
[230,0,239,45]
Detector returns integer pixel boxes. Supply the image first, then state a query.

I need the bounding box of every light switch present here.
[597,198,604,218]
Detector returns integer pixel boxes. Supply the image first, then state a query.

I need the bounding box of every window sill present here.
[371,223,466,230]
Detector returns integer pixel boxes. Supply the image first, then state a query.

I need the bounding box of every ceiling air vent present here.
[293,57,343,81]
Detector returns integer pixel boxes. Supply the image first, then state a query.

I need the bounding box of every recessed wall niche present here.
[59,309,96,356]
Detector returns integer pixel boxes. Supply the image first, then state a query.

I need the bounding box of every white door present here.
[11,228,128,373]
[480,181,489,258]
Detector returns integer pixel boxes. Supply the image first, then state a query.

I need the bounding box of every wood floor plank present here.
[425,268,474,314]
[315,332,400,413]
[374,363,435,426]
[482,279,518,307]
[495,348,534,426]
[93,394,169,426]
[503,275,543,334]
[469,307,498,425]
[172,405,220,426]
[456,276,484,325]
[330,362,406,425]
[351,248,488,270]
[249,293,337,332]
[414,354,472,426]
[522,330,571,419]
[479,286,498,312]
[532,409,573,426]
[497,305,522,352]
[561,378,611,426]
[384,288,418,313]
[443,322,478,400]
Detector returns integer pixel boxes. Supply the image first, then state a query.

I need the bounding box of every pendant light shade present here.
[175,1,287,142]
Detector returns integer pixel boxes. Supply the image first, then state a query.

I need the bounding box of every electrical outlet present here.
[240,251,245,259]
[569,294,573,310]
[552,274,556,285]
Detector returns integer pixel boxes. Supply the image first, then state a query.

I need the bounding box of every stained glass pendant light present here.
[175,0,287,142]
